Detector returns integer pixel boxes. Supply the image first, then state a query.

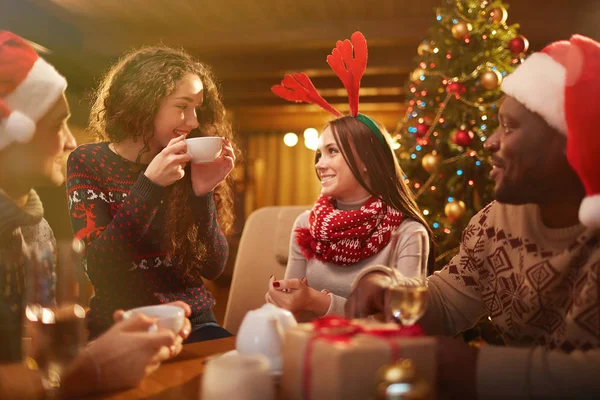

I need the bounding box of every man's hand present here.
[345,272,391,318]
[113,301,192,359]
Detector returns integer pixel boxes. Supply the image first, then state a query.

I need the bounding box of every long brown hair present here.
[326,116,436,272]
[88,46,235,281]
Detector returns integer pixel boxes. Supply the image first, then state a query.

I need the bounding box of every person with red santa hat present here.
[0,31,191,399]
[347,34,600,399]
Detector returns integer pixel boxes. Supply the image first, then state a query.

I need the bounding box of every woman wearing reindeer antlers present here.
[265,32,434,320]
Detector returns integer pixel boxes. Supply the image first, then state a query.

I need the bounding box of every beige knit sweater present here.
[355,201,600,399]
[285,198,429,317]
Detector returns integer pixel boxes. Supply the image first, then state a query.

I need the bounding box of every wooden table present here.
[86,337,239,399]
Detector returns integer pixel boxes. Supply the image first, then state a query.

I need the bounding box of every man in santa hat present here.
[0,31,190,398]
[347,34,600,399]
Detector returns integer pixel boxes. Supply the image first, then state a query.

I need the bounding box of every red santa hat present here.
[501,34,600,229]
[501,39,570,134]
[0,31,67,151]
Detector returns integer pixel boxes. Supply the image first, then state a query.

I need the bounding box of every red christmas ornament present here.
[417,137,430,146]
[508,36,529,55]
[446,82,466,95]
[416,123,430,138]
[453,129,474,146]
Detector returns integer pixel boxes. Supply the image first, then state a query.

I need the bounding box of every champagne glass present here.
[386,230,429,326]
[23,239,87,395]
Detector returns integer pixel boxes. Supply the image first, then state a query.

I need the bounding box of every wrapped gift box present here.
[282,318,436,400]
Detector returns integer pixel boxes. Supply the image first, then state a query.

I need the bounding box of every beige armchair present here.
[223,205,310,334]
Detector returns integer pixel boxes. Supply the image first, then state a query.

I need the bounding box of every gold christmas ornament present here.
[374,359,431,400]
[417,41,432,56]
[410,67,426,82]
[480,70,502,90]
[488,5,508,24]
[421,153,441,173]
[445,200,466,222]
[451,21,473,40]
[399,151,411,161]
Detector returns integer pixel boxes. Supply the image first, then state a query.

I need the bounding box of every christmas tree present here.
[394,0,529,266]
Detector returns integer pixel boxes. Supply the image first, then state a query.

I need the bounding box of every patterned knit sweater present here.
[355,201,600,398]
[66,143,228,337]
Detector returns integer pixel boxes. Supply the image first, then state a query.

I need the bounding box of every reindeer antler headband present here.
[271,31,386,145]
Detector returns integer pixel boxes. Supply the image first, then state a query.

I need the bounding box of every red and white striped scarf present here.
[295,195,403,266]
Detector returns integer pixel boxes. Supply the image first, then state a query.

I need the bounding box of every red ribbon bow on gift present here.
[302,316,423,400]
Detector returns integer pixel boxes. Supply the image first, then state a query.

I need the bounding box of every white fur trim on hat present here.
[579,194,600,229]
[501,53,567,134]
[4,57,67,123]
[0,110,35,150]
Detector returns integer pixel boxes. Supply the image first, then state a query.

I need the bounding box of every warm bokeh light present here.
[304,136,319,151]
[283,132,298,147]
[303,128,319,141]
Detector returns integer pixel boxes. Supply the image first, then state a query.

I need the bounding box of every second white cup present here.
[123,304,185,334]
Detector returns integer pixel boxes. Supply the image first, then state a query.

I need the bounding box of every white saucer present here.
[221,350,282,377]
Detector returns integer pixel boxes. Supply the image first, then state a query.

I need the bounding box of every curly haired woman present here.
[67,46,235,342]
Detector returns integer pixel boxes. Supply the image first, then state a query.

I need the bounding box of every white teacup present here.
[236,304,297,373]
[123,304,185,334]
[185,137,222,163]
[202,353,274,400]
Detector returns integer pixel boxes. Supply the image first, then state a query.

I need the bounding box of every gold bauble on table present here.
[421,152,441,173]
[417,41,432,56]
[374,359,431,400]
[488,5,508,24]
[410,67,426,82]
[451,21,473,40]
[445,200,466,222]
[480,70,502,90]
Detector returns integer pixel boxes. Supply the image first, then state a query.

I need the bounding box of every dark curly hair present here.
[88,45,235,282]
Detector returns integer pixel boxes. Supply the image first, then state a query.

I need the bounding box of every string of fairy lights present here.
[390,0,529,260]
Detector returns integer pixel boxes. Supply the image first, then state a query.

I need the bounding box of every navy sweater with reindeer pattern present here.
[66,142,228,338]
